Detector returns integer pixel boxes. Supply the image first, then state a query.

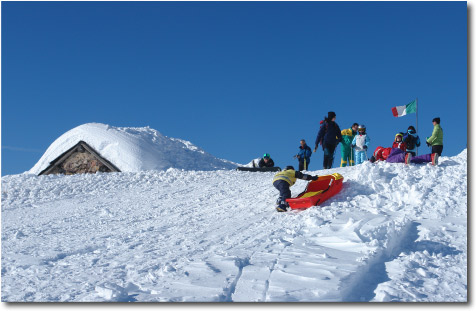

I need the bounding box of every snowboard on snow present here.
[236,167,281,172]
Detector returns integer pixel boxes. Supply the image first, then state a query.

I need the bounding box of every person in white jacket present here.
[352,125,370,165]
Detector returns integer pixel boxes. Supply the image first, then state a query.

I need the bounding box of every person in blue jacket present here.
[294,139,312,171]
[314,111,342,169]
[403,126,421,156]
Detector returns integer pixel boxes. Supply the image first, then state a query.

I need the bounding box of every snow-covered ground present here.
[1,150,467,302]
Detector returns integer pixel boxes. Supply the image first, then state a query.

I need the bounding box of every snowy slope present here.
[1,150,467,302]
[29,123,238,174]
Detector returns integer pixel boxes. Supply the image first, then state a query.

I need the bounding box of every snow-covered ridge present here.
[29,123,238,174]
[2,150,467,302]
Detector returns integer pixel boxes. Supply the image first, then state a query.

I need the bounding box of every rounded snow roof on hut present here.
[30,123,237,175]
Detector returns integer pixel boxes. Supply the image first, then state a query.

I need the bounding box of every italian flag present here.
[391,100,417,117]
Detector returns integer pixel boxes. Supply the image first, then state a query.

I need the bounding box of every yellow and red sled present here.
[286,173,344,210]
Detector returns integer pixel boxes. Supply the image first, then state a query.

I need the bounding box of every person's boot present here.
[276,201,289,212]
[405,153,412,165]
[431,153,439,166]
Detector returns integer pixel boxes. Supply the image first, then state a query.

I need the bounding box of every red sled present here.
[286,173,344,210]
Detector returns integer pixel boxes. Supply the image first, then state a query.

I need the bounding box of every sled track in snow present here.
[219,257,251,302]
[339,220,420,301]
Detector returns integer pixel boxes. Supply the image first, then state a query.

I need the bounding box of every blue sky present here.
[1,1,467,175]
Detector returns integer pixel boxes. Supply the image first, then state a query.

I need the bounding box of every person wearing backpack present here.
[426,117,443,156]
[314,111,342,169]
[403,126,421,156]
[340,123,359,167]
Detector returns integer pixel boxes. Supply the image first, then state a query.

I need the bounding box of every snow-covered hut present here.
[30,123,237,175]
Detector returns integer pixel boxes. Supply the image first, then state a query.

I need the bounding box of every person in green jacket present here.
[426,117,443,156]
[340,123,359,167]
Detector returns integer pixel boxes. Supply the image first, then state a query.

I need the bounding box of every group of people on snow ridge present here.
[270,113,444,212]
[369,117,443,166]
[304,111,444,170]
[258,112,444,172]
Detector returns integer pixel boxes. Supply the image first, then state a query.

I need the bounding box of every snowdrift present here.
[29,123,237,174]
[2,149,467,302]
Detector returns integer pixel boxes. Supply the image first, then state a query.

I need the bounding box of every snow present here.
[29,123,238,174]
[1,149,467,302]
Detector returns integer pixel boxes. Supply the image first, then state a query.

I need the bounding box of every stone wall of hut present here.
[47,149,113,175]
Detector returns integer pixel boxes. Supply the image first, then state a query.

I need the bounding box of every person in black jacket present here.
[314,111,342,169]
[258,153,275,168]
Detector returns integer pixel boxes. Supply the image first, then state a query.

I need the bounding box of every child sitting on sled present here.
[273,166,318,212]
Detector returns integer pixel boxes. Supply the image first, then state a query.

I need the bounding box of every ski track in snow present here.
[1,151,467,302]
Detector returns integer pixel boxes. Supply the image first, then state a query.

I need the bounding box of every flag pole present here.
[416,97,418,156]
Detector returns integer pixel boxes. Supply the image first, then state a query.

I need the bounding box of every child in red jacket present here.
[392,133,407,152]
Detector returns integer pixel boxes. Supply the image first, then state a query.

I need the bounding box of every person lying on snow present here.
[258,153,275,168]
[369,146,439,165]
[387,148,439,165]
[370,132,414,163]
[370,146,392,162]
[392,133,407,152]
[273,166,318,212]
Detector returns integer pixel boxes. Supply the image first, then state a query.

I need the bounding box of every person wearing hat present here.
[273,166,319,212]
[351,124,370,165]
[258,153,275,168]
[403,126,421,157]
[294,139,312,171]
[426,117,443,156]
[340,123,359,167]
[392,133,407,152]
[314,111,342,169]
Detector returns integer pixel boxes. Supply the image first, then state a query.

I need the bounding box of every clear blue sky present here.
[1,1,467,175]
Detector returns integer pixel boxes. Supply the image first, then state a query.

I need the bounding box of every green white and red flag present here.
[391,100,417,117]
